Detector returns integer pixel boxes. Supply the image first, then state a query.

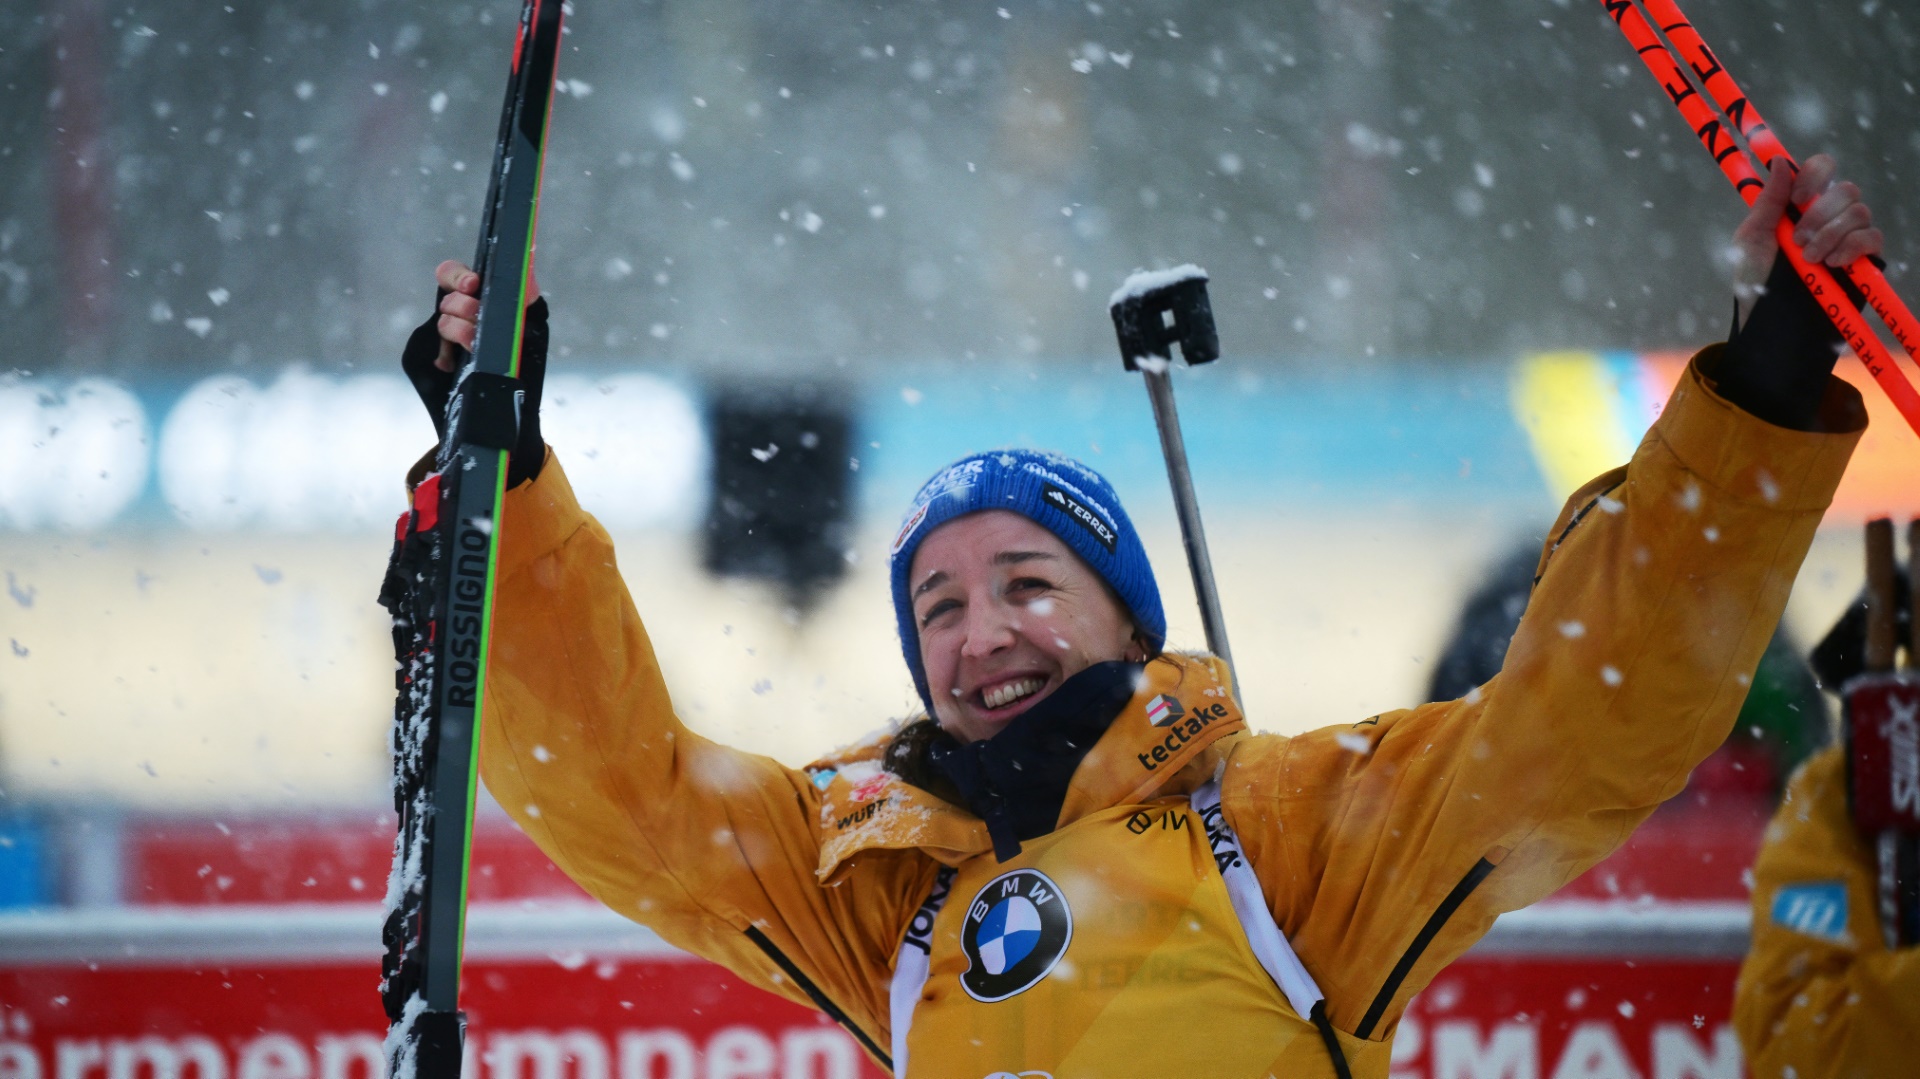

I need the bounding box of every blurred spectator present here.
[1429,541,1827,804]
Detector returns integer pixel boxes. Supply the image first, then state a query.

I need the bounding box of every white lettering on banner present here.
[1388,1022,1739,1079]
[703,1028,773,1079]
[488,1032,610,1079]
[56,1042,103,1079]
[1387,1019,1422,1079]
[617,1033,695,1079]
[1546,1024,1633,1079]
[9,1030,855,1079]
[103,1039,226,1079]
[1650,1026,1738,1079]
[238,1038,309,1079]
[314,1037,382,1079]
[1433,1022,1540,1079]
[775,1031,855,1079]
[1,1043,44,1079]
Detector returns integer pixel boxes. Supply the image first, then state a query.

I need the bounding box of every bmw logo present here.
[959,869,1073,1002]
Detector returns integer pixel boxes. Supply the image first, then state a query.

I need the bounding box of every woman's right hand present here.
[405,259,551,484]
[432,260,482,370]
[432,258,542,370]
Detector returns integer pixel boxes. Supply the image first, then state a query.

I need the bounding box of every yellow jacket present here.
[1734,746,1920,1077]
[477,353,1859,1076]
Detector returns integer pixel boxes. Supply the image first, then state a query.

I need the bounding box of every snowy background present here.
[0,0,1916,900]
[2,0,1914,373]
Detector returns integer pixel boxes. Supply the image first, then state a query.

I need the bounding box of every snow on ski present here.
[378,4,566,1079]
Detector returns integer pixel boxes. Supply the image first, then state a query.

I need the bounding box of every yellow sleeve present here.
[1224,351,1863,1040]
[477,452,928,1061]
[1734,748,1920,1077]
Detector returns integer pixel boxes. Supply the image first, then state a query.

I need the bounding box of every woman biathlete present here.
[404,156,1881,1076]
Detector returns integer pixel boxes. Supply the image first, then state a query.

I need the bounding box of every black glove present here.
[401,292,549,488]
[1711,250,1871,431]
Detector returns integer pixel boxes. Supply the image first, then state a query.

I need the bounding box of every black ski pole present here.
[1107,266,1234,675]
[379,4,565,1079]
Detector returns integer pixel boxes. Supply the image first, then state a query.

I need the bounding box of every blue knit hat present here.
[889,449,1165,713]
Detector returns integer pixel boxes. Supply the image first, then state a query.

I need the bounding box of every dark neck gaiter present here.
[926,661,1140,861]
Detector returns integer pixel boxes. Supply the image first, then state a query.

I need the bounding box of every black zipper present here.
[1308,999,1355,1079]
[744,926,893,1071]
[1536,481,1623,586]
[1354,858,1496,1040]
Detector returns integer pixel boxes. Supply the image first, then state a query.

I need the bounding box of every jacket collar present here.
[811,652,1245,883]
[928,660,1139,861]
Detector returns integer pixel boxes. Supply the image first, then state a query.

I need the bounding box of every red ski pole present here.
[1601,0,1920,439]
[1635,0,1920,364]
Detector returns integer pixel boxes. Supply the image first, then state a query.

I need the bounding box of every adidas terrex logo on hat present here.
[1146,694,1183,727]
[1040,483,1117,552]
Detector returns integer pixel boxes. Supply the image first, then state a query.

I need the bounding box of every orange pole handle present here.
[1602,0,1920,440]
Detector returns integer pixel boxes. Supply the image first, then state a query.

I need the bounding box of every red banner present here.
[1,948,1746,1079]
[8,797,1762,1078]
[2,959,881,1079]
[1397,958,1739,1078]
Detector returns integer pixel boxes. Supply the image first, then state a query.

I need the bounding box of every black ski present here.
[378,4,566,1079]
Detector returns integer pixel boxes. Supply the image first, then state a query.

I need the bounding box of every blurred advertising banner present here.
[1,906,881,1078]
[5,353,1916,538]
[1396,958,1740,1078]
[0,352,1893,800]
[1,804,1758,1077]
[0,903,1744,1079]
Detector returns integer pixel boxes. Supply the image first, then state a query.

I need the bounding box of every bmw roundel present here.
[959,869,1073,1002]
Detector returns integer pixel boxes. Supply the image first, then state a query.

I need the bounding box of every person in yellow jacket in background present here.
[1736,748,1920,1077]
[403,156,1880,1078]
[1734,570,1920,1076]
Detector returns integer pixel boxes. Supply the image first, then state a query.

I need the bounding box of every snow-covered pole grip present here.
[1108,266,1234,674]
[1602,0,1920,441]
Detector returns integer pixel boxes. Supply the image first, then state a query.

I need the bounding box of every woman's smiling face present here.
[909,510,1146,743]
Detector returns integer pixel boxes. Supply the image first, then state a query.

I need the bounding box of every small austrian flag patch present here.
[1146,694,1184,728]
